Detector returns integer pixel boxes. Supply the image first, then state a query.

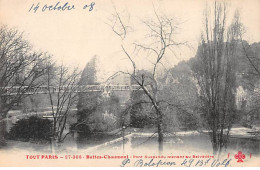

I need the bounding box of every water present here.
[75,133,260,157]
[2,111,260,156]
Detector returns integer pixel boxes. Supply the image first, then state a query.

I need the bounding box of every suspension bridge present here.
[1,85,151,96]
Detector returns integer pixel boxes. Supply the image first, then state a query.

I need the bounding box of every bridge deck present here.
[1,85,151,96]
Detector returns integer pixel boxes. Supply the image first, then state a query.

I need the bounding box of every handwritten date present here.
[29,1,95,13]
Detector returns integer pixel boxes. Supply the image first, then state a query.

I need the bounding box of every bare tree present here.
[46,62,81,143]
[0,25,49,117]
[107,7,186,153]
[190,2,244,155]
[0,25,49,145]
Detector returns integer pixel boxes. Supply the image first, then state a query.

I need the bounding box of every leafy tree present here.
[76,56,102,136]
[238,42,260,126]
[161,61,200,131]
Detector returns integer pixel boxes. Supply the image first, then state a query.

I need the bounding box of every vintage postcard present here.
[0,0,259,167]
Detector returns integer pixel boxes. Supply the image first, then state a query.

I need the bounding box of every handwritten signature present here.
[121,158,232,167]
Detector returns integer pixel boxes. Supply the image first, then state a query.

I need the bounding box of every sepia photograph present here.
[0,0,259,167]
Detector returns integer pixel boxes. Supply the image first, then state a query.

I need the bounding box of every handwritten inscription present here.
[121,158,232,167]
[28,1,95,13]
[121,158,176,167]
[181,158,232,167]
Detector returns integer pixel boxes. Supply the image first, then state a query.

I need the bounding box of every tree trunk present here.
[0,97,8,148]
[0,117,7,148]
[212,130,218,155]
[157,111,163,155]
[53,117,57,139]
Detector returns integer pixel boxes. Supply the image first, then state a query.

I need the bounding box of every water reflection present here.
[93,133,260,156]
[2,116,260,156]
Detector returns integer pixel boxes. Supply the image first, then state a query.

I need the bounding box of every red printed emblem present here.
[234,151,245,162]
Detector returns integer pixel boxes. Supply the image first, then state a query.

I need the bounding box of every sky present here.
[0,0,260,79]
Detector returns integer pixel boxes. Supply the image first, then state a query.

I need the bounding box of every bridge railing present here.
[1,85,152,96]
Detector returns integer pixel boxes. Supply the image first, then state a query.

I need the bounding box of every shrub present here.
[8,116,52,141]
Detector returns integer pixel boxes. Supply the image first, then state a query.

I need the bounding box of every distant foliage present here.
[130,113,154,128]
[129,97,156,128]
[70,122,91,137]
[8,116,52,141]
[176,109,199,130]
